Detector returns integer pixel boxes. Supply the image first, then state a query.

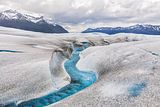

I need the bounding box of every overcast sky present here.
[0,0,160,32]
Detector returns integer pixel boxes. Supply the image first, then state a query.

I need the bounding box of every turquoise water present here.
[16,42,97,107]
[128,82,146,97]
[0,50,22,53]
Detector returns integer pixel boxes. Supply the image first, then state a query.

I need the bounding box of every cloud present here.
[0,0,160,32]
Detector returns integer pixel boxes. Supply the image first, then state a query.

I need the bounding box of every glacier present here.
[1,26,160,107]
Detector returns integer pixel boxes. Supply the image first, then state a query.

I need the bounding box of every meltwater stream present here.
[0,50,22,53]
[15,42,97,107]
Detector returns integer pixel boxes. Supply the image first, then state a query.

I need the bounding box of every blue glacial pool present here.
[13,42,97,107]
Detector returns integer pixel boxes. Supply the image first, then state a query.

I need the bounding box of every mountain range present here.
[1,10,160,35]
[0,10,68,33]
[82,24,160,35]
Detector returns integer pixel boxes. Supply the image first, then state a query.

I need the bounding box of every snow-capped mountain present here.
[82,24,160,35]
[0,9,68,33]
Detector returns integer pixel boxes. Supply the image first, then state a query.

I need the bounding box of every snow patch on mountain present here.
[0,9,54,24]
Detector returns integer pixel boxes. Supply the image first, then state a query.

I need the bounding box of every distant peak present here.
[3,9,17,13]
[0,9,55,24]
[0,9,68,33]
[82,24,160,35]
